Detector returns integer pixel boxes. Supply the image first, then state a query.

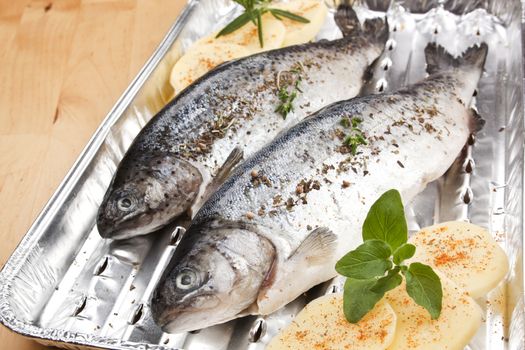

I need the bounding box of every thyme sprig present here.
[275,62,305,118]
[216,0,309,48]
[341,117,367,155]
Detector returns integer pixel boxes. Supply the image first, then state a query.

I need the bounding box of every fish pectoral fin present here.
[215,146,244,181]
[256,227,338,315]
[288,227,338,265]
[195,147,244,209]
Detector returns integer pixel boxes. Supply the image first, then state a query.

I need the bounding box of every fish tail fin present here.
[425,43,488,75]
[334,3,360,37]
[362,17,389,46]
[335,3,389,45]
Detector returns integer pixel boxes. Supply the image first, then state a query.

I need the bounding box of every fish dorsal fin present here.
[256,227,338,315]
[468,107,485,133]
[288,227,338,264]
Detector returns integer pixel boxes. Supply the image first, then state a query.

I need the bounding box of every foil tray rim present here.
[0,1,196,349]
[0,0,524,349]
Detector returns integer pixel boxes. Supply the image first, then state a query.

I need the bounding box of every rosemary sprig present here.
[275,63,304,118]
[341,117,367,155]
[216,0,310,47]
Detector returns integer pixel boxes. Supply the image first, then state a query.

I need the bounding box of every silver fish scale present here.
[196,78,469,240]
[0,0,523,350]
[123,29,381,170]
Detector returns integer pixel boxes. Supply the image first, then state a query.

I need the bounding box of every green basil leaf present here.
[393,243,416,265]
[343,278,384,323]
[335,240,392,279]
[269,8,310,23]
[216,12,252,38]
[405,262,443,320]
[362,189,408,250]
[370,267,402,294]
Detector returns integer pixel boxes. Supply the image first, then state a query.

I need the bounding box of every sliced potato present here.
[169,42,250,94]
[267,293,396,350]
[200,13,286,53]
[273,0,329,46]
[169,1,327,94]
[386,276,482,350]
[409,221,509,298]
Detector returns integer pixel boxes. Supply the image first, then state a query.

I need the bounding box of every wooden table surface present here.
[0,0,185,348]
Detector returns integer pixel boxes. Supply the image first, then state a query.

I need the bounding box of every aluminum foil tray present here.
[1,0,524,349]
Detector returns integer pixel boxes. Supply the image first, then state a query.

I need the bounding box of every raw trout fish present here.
[96,6,388,239]
[151,43,488,332]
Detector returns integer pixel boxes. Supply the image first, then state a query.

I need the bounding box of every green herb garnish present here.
[275,62,304,118]
[341,117,367,155]
[336,189,443,323]
[216,0,309,48]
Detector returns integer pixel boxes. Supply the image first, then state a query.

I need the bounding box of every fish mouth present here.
[97,219,134,239]
[153,295,230,333]
[102,228,137,240]
[97,211,155,239]
[154,308,191,333]
[96,220,117,239]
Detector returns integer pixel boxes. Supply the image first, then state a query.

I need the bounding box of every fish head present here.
[97,154,203,239]
[151,222,275,333]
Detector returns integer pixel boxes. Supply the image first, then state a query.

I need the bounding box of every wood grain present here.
[0,0,184,348]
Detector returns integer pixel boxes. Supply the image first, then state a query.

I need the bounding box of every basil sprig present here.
[336,189,443,323]
[216,0,309,48]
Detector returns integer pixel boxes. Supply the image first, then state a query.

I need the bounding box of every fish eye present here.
[175,268,200,290]
[117,196,135,211]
